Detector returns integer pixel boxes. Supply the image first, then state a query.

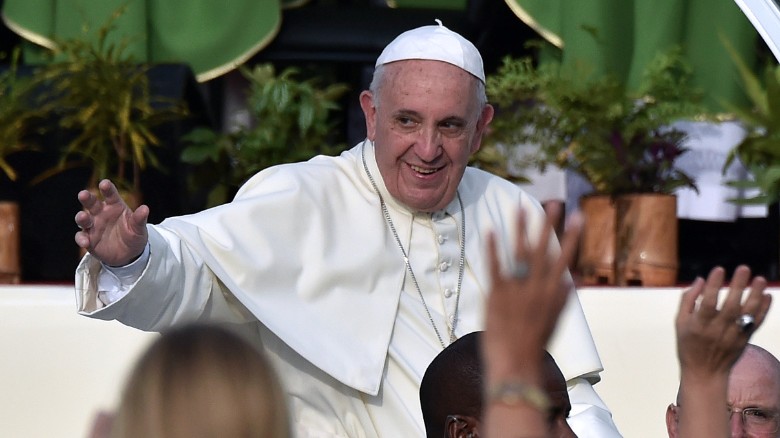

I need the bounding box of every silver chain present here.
[361,145,465,349]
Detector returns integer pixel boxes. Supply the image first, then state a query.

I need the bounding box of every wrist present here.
[485,378,551,413]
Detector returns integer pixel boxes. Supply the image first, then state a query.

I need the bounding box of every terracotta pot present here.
[0,201,21,284]
[577,195,616,285]
[614,194,678,286]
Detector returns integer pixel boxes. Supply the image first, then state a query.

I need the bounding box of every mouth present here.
[410,164,442,175]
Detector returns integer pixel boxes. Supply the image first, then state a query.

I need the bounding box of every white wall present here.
[581,287,780,437]
[0,286,157,438]
[1,285,779,438]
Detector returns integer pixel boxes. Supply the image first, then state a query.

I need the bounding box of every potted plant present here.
[181,63,349,207]
[0,50,43,283]
[31,11,188,205]
[486,47,704,286]
[720,38,780,206]
[14,9,194,279]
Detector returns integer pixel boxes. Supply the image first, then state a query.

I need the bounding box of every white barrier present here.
[1,285,778,437]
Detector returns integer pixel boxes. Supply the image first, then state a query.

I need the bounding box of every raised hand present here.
[481,204,582,438]
[74,179,150,267]
[674,265,772,438]
[676,265,772,380]
[483,203,582,381]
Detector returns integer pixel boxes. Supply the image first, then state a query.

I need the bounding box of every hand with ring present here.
[674,265,772,437]
[482,202,582,437]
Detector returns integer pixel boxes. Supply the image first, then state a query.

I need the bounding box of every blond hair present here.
[110,324,289,438]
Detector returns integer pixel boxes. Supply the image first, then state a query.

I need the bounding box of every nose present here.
[730,411,746,438]
[415,125,442,161]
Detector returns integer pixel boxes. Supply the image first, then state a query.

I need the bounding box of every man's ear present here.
[445,414,479,438]
[470,103,494,155]
[665,403,679,438]
[359,90,377,141]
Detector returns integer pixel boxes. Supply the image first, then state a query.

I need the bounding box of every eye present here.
[438,119,466,136]
[396,116,417,127]
[745,408,774,421]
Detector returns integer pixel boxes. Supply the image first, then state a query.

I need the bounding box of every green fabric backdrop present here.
[505,0,761,112]
[1,0,282,82]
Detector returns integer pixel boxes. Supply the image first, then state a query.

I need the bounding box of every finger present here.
[544,201,563,230]
[77,189,95,208]
[74,210,93,230]
[74,231,90,249]
[698,267,726,319]
[130,204,150,233]
[742,275,770,329]
[99,179,124,205]
[752,294,773,332]
[528,210,556,281]
[78,189,104,216]
[721,265,752,317]
[534,209,555,258]
[551,213,582,279]
[514,209,529,263]
[678,277,704,316]
[487,231,501,288]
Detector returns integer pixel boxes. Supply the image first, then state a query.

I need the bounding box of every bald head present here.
[667,344,780,438]
[728,344,780,409]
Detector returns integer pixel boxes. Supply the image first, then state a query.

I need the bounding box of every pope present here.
[74,21,622,437]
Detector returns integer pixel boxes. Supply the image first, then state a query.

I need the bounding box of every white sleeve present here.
[566,377,624,438]
[96,243,150,306]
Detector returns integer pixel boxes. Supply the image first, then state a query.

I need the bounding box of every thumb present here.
[130,204,150,234]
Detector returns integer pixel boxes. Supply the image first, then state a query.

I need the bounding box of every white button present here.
[444,288,453,298]
[439,261,449,272]
[437,235,446,244]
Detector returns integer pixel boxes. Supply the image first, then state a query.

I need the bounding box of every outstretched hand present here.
[74,179,149,267]
[676,265,772,381]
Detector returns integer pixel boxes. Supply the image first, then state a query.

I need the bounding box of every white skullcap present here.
[375,19,485,83]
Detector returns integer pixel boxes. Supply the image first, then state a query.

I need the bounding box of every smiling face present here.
[360,59,493,212]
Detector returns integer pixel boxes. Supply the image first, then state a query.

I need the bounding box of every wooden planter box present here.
[578,193,678,286]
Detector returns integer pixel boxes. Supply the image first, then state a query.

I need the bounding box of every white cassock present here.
[75,140,622,437]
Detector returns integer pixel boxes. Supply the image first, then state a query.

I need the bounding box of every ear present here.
[470,104,495,155]
[359,90,378,141]
[665,404,678,438]
[445,415,479,438]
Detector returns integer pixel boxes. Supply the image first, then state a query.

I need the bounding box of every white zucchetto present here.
[375,19,485,83]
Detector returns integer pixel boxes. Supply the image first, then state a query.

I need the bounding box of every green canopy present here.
[506,0,761,111]
[1,0,282,82]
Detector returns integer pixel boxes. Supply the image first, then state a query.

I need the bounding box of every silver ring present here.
[512,262,530,279]
[736,314,756,333]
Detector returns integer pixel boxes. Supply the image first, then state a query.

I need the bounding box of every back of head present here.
[110,324,289,438]
[420,331,483,438]
[421,332,574,438]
